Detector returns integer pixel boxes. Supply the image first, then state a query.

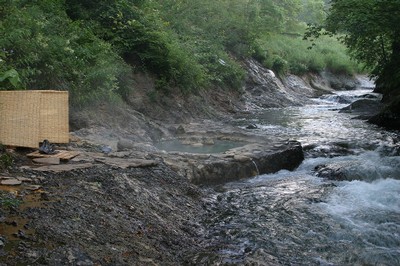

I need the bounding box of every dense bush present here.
[65,0,209,92]
[0,0,132,105]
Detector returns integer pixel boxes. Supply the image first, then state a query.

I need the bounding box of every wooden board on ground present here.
[27,150,80,161]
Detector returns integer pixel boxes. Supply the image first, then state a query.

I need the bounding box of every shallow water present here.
[235,89,391,153]
[195,89,400,265]
[155,139,247,154]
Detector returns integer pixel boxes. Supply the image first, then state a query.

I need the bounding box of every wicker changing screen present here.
[0,90,69,148]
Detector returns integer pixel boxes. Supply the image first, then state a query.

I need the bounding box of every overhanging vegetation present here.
[1,0,359,105]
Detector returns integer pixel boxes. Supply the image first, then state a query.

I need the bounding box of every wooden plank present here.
[27,150,80,160]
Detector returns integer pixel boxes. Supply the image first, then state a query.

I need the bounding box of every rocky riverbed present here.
[0,123,306,265]
[0,62,378,265]
[0,144,206,265]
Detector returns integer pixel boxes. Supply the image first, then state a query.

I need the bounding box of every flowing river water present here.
[192,89,400,265]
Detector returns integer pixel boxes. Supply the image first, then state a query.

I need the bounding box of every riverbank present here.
[0,147,205,265]
[0,64,376,264]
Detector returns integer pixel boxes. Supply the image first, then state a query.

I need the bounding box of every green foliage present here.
[159,0,254,55]
[256,34,360,76]
[298,0,326,24]
[0,0,363,106]
[0,192,21,208]
[153,1,248,90]
[0,69,22,89]
[306,0,400,94]
[0,143,13,170]
[324,0,399,74]
[0,50,23,89]
[272,56,289,77]
[65,0,209,92]
[0,0,133,105]
[161,37,207,92]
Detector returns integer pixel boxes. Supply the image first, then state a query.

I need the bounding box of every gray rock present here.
[1,179,22,186]
[246,124,258,129]
[32,157,61,165]
[340,99,383,118]
[101,146,112,154]
[176,125,185,135]
[190,140,304,185]
[32,163,94,173]
[94,157,158,169]
[314,160,400,181]
[117,139,134,151]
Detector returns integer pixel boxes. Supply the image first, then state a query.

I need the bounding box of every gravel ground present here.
[0,151,207,265]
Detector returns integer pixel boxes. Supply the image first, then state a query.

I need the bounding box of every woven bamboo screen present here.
[0,90,69,148]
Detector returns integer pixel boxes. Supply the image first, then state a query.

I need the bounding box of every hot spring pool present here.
[155,139,247,154]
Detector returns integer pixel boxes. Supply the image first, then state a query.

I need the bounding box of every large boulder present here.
[339,99,384,118]
[179,140,304,185]
[315,157,400,181]
[314,162,361,181]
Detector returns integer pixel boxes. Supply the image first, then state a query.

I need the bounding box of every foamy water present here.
[193,89,400,265]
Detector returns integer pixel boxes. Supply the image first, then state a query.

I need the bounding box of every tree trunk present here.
[375,35,400,101]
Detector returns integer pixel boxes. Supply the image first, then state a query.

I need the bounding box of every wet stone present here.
[176,125,185,134]
[117,138,134,151]
[1,179,22,186]
[16,177,33,182]
[32,157,61,165]
[13,230,27,240]
[25,185,42,191]
[233,155,251,162]
[5,220,18,227]
[246,124,258,129]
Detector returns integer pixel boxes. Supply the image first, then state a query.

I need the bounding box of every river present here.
[192,89,400,265]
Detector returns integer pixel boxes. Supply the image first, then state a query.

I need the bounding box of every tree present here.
[310,0,400,99]
[0,0,133,104]
[298,0,326,24]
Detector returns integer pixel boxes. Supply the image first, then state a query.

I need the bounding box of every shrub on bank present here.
[255,34,362,76]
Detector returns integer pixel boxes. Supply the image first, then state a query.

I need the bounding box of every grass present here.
[0,144,13,170]
[0,195,21,209]
[255,33,363,76]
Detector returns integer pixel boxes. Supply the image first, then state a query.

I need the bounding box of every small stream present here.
[193,89,400,265]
